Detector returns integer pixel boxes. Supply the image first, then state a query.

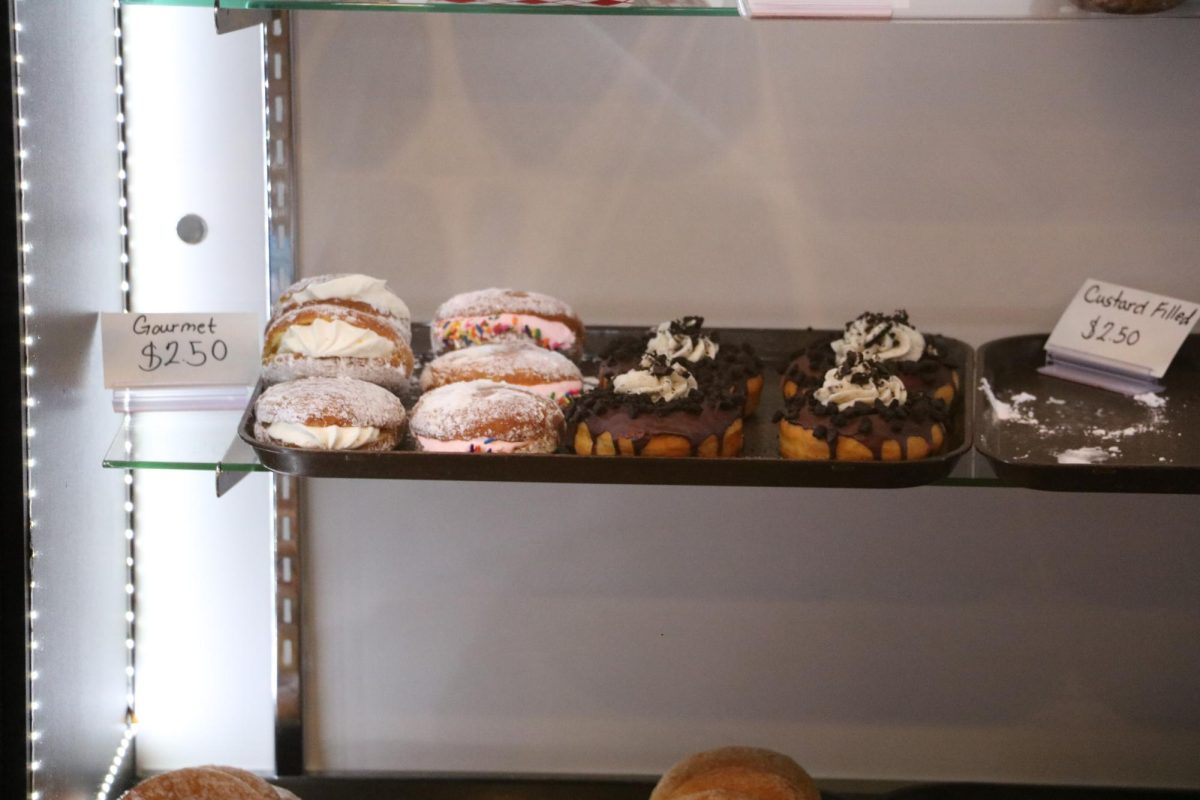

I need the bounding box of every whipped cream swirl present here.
[613,355,697,403]
[278,319,395,359]
[265,422,380,450]
[647,317,719,363]
[832,312,925,364]
[288,274,410,321]
[814,363,907,411]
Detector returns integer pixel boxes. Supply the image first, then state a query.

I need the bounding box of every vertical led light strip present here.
[98,2,138,799]
[11,0,43,796]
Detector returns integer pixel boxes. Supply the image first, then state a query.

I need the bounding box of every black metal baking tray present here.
[240,325,973,488]
[271,775,1199,800]
[975,334,1199,494]
[884,784,1200,800]
[272,774,851,800]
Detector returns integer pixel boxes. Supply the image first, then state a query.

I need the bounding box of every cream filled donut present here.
[274,273,411,343]
[410,379,564,454]
[419,341,583,406]
[262,303,414,393]
[430,288,584,357]
[254,376,407,452]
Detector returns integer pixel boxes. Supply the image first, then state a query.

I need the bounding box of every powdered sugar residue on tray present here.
[980,379,1039,425]
[1056,446,1119,465]
[1133,392,1167,409]
[980,378,1179,466]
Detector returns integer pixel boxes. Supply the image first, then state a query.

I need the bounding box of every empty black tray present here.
[975,334,1199,494]
[241,325,973,489]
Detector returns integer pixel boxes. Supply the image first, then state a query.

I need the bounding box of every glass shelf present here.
[125,0,1200,19]
[103,411,264,473]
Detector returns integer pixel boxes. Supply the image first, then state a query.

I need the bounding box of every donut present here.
[776,359,948,461]
[568,354,744,457]
[120,767,269,800]
[254,376,407,452]
[779,332,838,400]
[262,303,415,393]
[273,272,411,342]
[410,380,565,453]
[651,747,820,800]
[597,317,764,416]
[782,311,958,405]
[204,767,279,800]
[430,288,584,357]
[420,341,583,406]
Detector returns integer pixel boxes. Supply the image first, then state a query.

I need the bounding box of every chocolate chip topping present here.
[597,318,763,401]
[779,389,950,460]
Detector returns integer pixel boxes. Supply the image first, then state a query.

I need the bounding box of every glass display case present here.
[6,2,1199,799]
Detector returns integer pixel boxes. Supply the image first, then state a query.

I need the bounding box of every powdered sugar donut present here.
[204,767,278,800]
[410,380,564,453]
[120,767,268,800]
[274,273,411,343]
[254,376,407,452]
[262,303,414,393]
[420,341,583,406]
[430,288,583,357]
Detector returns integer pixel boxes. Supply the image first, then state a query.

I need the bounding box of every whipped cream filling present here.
[613,358,697,403]
[266,422,381,450]
[278,319,395,359]
[289,274,410,321]
[814,364,907,411]
[435,314,576,351]
[647,320,719,362]
[416,436,529,453]
[832,316,925,363]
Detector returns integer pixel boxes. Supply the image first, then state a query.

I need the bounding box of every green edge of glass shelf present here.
[103,411,265,473]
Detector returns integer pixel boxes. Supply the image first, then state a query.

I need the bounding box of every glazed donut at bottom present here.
[650,747,820,800]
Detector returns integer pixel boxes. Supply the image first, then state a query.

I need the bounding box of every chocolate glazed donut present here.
[567,386,745,457]
[775,393,949,461]
[598,327,764,416]
[783,332,959,406]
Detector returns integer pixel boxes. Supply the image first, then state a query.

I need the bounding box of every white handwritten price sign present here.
[1041,279,1197,395]
[100,313,261,389]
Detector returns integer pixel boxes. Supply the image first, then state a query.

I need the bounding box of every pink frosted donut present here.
[430,288,584,357]
[419,341,583,406]
[410,380,564,453]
